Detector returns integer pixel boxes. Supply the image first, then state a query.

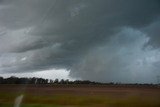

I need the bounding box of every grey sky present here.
[0,0,160,83]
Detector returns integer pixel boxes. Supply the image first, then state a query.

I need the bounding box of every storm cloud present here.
[0,0,160,83]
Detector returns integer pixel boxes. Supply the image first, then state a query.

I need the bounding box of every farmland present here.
[0,84,160,107]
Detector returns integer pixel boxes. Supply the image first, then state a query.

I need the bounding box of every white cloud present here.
[0,69,74,80]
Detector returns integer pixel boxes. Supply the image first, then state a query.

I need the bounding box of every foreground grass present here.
[0,85,160,107]
[1,93,160,107]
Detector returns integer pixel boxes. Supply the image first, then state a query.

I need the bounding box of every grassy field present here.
[0,84,160,107]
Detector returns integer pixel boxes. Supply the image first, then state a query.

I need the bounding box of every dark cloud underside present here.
[0,0,160,83]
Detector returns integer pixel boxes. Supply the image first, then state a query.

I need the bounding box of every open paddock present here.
[0,84,160,107]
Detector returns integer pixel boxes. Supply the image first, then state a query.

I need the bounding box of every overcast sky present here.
[0,0,160,83]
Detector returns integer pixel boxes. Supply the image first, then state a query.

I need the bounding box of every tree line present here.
[0,76,159,87]
[0,76,100,85]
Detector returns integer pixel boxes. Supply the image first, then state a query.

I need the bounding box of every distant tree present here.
[65,79,69,85]
[6,76,18,84]
[49,79,54,84]
[54,78,59,84]
[60,79,65,84]
[45,79,48,84]
[0,76,3,84]
[19,78,29,84]
[30,77,37,84]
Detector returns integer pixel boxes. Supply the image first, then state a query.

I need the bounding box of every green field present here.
[0,84,160,107]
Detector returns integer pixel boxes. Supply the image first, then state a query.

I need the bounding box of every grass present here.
[0,85,160,107]
[1,94,160,107]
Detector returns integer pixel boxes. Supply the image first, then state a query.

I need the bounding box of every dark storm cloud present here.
[0,0,160,83]
[143,20,160,47]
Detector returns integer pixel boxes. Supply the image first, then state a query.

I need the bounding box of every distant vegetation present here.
[0,76,160,107]
[0,76,159,87]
